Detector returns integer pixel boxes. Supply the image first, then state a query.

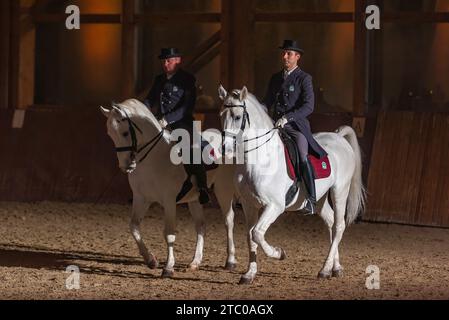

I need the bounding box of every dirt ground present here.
[0,201,448,300]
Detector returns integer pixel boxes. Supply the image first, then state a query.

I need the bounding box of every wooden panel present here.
[382,12,449,23]
[135,13,221,25]
[33,14,122,24]
[0,1,10,109]
[0,108,131,203]
[9,0,20,110]
[220,0,231,90]
[366,111,449,227]
[121,0,136,99]
[18,0,36,110]
[353,0,367,117]
[255,12,354,22]
[220,0,255,91]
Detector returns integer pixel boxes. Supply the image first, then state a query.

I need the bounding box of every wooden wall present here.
[365,111,449,227]
[0,108,131,203]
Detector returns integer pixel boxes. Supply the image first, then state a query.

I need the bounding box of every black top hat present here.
[158,47,182,59]
[279,40,304,55]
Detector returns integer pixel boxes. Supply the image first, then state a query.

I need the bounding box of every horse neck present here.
[132,115,172,154]
[243,102,284,168]
[244,102,274,139]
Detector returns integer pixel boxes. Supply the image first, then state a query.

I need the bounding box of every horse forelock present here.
[221,90,272,128]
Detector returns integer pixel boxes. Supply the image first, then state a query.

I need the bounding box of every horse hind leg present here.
[318,186,349,279]
[318,196,343,278]
[187,200,205,271]
[130,196,158,269]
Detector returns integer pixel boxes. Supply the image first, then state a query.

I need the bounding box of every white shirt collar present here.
[166,71,177,80]
[283,66,298,79]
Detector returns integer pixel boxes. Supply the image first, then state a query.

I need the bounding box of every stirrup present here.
[198,188,210,205]
[303,199,316,215]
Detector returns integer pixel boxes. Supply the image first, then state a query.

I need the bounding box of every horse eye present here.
[235,116,242,121]
[123,132,129,137]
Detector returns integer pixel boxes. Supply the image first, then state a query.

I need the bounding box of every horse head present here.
[100,102,140,173]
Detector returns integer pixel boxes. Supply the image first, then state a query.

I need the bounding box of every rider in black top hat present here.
[263,40,327,214]
[144,47,209,205]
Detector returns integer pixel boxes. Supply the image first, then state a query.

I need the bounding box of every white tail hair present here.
[336,125,367,225]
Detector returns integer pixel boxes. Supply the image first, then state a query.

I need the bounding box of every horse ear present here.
[240,86,248,101]
[100,106,110,118]
[218,84,227,101]
[112,104,125,118]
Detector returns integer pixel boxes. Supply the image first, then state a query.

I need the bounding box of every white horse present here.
[219,86,366,284]
[100,99,237,278]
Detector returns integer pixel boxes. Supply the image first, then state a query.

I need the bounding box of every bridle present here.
[221,100,278,158]
[114,110,165,164]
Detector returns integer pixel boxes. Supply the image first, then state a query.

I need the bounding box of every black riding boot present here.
[176,164,210,204]
[301,158,317,215]
[193,164,209,204]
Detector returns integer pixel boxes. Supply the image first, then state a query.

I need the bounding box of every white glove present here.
[275,117,288,128]
[159,118,168,128]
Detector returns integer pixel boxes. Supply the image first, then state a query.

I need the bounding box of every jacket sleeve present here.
[262,76,276,118]
[166,76,196,124]
[285,74,314,120]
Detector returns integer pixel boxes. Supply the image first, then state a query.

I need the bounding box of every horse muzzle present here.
[120,160,137,174]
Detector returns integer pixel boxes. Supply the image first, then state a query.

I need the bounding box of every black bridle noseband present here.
[114,110,165,164]
[221,101,277,158]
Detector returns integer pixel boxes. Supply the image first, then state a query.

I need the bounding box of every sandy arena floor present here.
[0,201,448,300]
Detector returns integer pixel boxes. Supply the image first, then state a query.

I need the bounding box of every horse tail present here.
[336,125,367,225]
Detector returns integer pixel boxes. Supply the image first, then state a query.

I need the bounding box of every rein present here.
[221,101,278,156]
[115,111,165,163]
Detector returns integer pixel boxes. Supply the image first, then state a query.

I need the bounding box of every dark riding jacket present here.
[263,68,327,158]
[144,68,196,128]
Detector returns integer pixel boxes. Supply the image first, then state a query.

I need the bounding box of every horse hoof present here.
[279,248,287,260]
[224,262,237,271]
[238,276,254,285]
[161,269,174,278]
[317,271,332,279]
[147,258,159,270]
[188,264,200,272]
[332,269,344,278]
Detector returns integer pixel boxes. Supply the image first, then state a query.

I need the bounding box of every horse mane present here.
[115,99,161,130]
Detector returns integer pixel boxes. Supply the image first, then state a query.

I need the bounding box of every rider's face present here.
[162,57,181,75]
[282,50,300,71]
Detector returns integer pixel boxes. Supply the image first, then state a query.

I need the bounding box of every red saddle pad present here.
[308,155,331,179]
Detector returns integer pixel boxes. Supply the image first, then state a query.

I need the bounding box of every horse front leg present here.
[214,176,237,270]
[187,200,205,271]
[162,200,177,278]
[239,203,259,285]
[130,196,158,269]
[252,203,287,260]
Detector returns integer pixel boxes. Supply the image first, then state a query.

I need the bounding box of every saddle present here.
[278,128,331,205]
[177,137,219,171]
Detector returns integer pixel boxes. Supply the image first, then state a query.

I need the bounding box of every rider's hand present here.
[159,118,168,128]
[275,117,288,128]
